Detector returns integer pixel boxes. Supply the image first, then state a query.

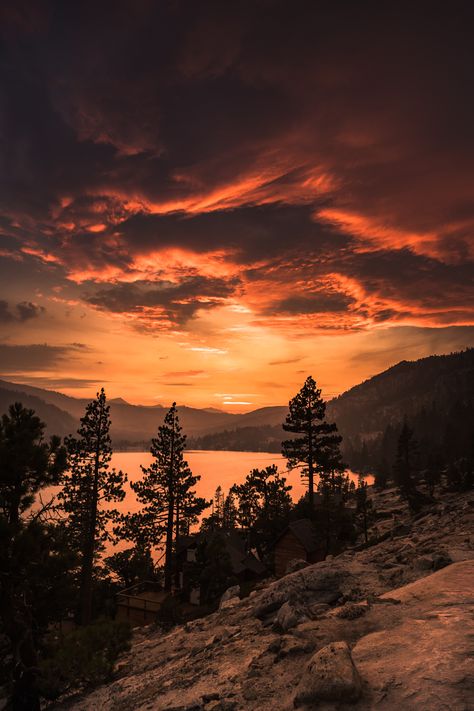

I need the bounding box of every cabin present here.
[176,529,267,604]
[116,581,167,626]
[273,519,326,577]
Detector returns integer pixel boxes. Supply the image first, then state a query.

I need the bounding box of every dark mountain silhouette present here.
[0,386,77,438]
[1,349,472,448]
[326,348,474,441]
[0,379,286,444]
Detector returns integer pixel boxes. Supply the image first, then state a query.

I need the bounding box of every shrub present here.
[155,594,183,630]
[38,618,131,700]
[335,602,367,620]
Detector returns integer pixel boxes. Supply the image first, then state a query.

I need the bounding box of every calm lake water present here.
[41,451,371,556]
[112,450,295,514]
[112,450,370,514]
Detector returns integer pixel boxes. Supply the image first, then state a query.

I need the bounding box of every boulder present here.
[275,601,309,632]
[293,641,362,707]
[335,602,367,620]
[219,585,240,609]
[277,635,312,658]
[253,560,354,618]
[308,602,330,618]
[219,597,240,611]
[413,551,452,572]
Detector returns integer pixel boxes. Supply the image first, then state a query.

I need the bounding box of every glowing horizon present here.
[0,3,473,411]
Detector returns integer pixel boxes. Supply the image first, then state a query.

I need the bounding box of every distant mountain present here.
[188,424,284,453]
[326,348,474,442]
[330,349,474,474]
[0,386,77,438]
[1,349,472,451]
[0,379,285,444]
[0,379,90,419]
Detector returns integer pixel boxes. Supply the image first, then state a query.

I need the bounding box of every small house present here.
[176,529,267,604]
[273,519,326,577]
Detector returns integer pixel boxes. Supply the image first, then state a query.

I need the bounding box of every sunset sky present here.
[1,1,473,410]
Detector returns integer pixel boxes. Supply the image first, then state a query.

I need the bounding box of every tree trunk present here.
[164,428,175,593]
[164,498,174,592]
[174,499,181,589]
[79,406,103,625]
[307,415,314,511]
[1,579,41,710]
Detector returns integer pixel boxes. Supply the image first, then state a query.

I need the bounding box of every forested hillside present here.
[327,349,474,475]
[327,349,474,440]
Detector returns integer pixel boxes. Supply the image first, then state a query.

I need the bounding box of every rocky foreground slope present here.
[58,490,474,711]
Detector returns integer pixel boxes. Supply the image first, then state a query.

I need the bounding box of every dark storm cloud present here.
[8,375,103,388]
[86,275,240,324]
[271,292,355,316]
[0,300,45,322]
[0,0,473,328]
[117,204,345,262]
[340,249,474,317]
[0,343,71,371]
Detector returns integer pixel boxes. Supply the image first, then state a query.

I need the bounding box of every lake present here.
[41,451,371,556]
[112,450,370,514]
[113,450,292,512]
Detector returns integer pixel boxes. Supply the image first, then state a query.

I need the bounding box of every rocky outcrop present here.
[274,601,309,632]
[352,561,474,710]
[294,641,362,706]
[55,490,474,711]
[252,557,379,620]
[219,586,240,611]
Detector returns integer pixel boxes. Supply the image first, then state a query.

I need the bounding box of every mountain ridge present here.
[1,348,472,446]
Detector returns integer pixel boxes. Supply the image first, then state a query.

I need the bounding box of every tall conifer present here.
[282,376,342,510]
[131,403,208,591]
[60,388,127,625]
[393,420,420,510]
[0,403,67,708]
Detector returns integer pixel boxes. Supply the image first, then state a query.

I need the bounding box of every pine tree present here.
[214,486,225,525]
[201,486,228,531]
[424,452,441,497]
[355,476,375,543]
[231,479,260,531]
[247,465,292,521]
[231,465,292,556]
[131,403,208,592]
[374,457,389,490]
[175,472,208,539]
[194,532,236,605]
[222,491,238,529]
[317,443,348,498]
[0,403,67,709]
[59,388,127,625]
[104,546,155,588]
[0,403,66,524]
[393,421,420,511]
[282,376,342,510]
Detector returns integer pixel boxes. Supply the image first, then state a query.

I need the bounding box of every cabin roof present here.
[176,529,266,576]
[275,518,321,554]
